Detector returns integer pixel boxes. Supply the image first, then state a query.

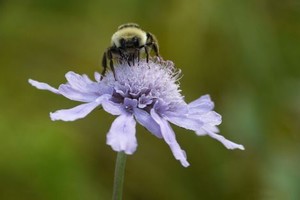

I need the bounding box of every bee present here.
[101,23,160,77]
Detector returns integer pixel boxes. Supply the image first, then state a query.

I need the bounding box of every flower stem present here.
[112,152,127,200]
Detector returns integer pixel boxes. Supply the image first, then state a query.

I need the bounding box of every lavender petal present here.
[196,125,220,135]
[133,108,163,138]
[188,95,214,111]
[164,112,203,131]
[196,128,245,150]
[50,101,101,121]
[102,98,123,116]
[194,111,222,126]
[151,109,190,167]
[94,72,102,82]
[106,114,137,154]
[65,71,93,90]
[58,84,99,102]
[28,79,59,94]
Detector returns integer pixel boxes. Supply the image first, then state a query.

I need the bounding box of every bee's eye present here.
[120,38,126,47]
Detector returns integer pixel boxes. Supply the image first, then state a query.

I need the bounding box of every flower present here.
[29,58,244,167]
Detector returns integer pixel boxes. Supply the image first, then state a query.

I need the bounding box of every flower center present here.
[103,59,185,113]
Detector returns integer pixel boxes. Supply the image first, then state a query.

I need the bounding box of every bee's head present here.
[118,36,140,49]
[111,24,147,49]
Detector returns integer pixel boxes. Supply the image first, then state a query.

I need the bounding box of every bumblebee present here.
[101,23,160,77]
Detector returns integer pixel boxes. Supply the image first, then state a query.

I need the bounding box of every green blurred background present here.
[1,0,300,199]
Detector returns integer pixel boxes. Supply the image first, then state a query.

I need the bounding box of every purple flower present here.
[29,58,244,167]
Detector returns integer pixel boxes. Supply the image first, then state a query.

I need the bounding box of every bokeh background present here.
[1,0,300,199]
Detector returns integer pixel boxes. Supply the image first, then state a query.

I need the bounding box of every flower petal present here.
[65,71,93,90]
[133,108,162,138]
[188,95,214,109]
[64,71,110,94]
[49,94,111,121]
[196,127,245,150]
[164,112,203,131]
[50,100,101,121]
[196,125,220,136]
[151,109,190,167]
[59,84,99,102]
[106,115,137,154]
[28,79,59,94]
[94,72,102,82]
[102,98,123,115]
[194,111,222,126]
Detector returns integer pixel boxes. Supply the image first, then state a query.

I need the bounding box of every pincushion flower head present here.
[29,58,244,167]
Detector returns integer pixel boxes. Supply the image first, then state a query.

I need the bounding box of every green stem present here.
[112,152,127,200]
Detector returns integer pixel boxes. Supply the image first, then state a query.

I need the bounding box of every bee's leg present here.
[137,49,140,65]
[151,43,160,57]
[118,50,125,65]
[107,50,116,80]
[132,53,135,66]
[146,32,161,62]
[127,57,131,66]
[101,52,108,80]
[119,49,125,61]
[144,46,149,62]
[118,49,128,66]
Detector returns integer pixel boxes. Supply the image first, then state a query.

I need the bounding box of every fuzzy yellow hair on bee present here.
[101,23,160,78]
